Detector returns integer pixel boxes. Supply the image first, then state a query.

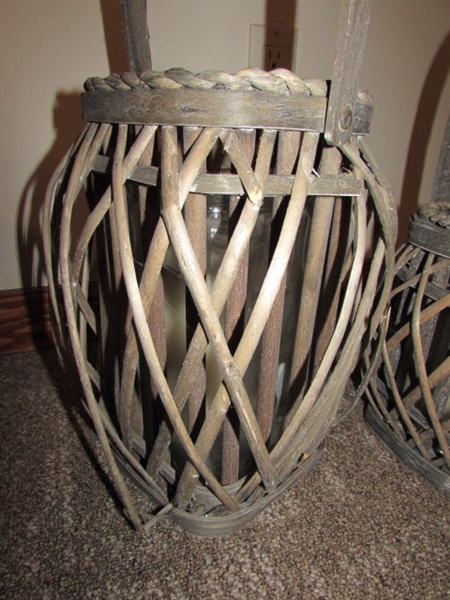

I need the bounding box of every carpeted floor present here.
[1,348,449,600]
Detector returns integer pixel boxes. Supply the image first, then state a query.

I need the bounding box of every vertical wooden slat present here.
[256,130,301,443]
[120,0,154,442]
[133,128,165,452]
[287,147,342,415]
[222,129,255,484]
[313,194,349,369]
[183,127,207,433]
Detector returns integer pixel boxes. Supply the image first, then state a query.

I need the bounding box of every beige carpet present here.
[1,349,449,599]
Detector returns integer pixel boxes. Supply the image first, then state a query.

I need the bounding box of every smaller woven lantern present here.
[364,200,450,491]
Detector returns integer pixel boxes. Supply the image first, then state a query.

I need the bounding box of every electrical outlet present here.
[248,24,297,71]
[265,45,290,70]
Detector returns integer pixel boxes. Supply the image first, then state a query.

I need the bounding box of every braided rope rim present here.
[84,67,373,104]
[413,200,450,230]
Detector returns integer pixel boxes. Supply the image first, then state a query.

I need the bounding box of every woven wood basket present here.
[43,0,397,535]
[364,200,450,492]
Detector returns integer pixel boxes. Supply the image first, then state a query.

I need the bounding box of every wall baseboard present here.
[0,287,54,354]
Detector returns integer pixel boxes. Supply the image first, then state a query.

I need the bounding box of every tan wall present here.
[1,0,449,290]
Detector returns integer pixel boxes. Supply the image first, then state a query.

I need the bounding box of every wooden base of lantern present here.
[365,404,449,492]
[114,442,323,537]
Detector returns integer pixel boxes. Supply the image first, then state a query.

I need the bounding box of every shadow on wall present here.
[99,0,129,75]
[399,29,450,246]
[17,0,129,291]
[15,0,130,350]
[17,92,84,293]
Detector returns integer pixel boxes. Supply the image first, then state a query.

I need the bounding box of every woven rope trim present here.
[414,200,450,230]
[84,67,372,103]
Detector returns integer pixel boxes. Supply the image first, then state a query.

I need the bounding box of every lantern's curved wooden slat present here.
[410,254,450,468]
[71,125,156,285]
[287,147,342,408]
[381,341,431,460]
[42,126,90,350]
[57,123,147,533]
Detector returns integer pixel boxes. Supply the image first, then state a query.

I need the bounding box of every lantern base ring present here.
[365,404,450,493]
[114,444,324,537]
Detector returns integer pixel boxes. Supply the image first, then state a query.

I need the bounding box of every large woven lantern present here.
[43,0,397,536]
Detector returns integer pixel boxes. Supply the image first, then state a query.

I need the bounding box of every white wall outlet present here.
[248,24,297,71]
[265,45,289,70]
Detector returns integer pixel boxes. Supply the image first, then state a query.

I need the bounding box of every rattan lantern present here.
[43,0,397,535]
[364,200,450,492]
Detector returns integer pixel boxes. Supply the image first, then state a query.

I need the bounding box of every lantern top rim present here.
[413,200,450,230]
[408,200,450,258]
[82,67,373,135]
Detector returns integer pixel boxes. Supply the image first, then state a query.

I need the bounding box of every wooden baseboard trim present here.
[0,287,54,354]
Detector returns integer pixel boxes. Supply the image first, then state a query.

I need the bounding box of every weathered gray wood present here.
[256,130,301,443]
[222,130,256,485]
[121,0,152,74]
[190,172,361,197]
[83,88,373,134]
[325,0,372,146]
[45,0,400,538]
[183,127,207,434]
[287,147,342,411]
[82,89,326,131]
